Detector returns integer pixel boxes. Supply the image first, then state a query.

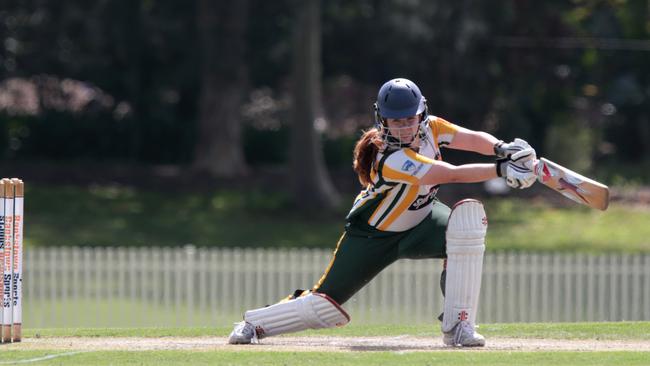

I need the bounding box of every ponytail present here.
[353,128,383,187]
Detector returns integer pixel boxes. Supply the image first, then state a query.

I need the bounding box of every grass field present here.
[1,322,648,365]
[1,350,648,366]
[20,321,650,339]
[25,184,650,252]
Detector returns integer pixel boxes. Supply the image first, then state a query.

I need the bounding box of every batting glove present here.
[494,138,535,160]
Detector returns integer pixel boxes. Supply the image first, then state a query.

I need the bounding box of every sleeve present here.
[379,149,436,185]
[428,116,461,147]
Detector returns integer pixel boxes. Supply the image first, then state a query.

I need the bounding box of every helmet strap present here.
[373,103,383,130]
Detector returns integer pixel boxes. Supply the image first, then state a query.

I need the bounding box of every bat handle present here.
[532,159,543,182]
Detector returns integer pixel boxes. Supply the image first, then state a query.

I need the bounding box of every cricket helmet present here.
[373,78,429,148]
[374,78,428,123]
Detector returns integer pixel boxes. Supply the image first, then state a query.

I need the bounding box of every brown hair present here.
[353,128,384,186]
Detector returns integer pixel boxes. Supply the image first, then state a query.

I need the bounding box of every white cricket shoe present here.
[443,321,485,347]
[228,321,258,344]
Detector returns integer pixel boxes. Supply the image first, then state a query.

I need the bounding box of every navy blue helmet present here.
[374,78,428,125]
[373,78,429,148]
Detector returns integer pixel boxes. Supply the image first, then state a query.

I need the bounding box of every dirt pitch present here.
[7,336,650,352]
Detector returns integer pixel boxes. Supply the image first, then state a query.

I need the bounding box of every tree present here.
[193,0,249,177]
[290,0,340,210]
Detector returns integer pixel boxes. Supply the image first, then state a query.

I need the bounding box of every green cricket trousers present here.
[311,200,450,305]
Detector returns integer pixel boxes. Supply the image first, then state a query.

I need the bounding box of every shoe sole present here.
[228,339,252,345]
[228,334,253,345]
[443,337,486,347]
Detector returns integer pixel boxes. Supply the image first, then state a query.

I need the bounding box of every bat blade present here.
[535,157,610,211]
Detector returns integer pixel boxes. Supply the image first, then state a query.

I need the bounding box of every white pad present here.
[244,292,350,338]
[442,199,487,333]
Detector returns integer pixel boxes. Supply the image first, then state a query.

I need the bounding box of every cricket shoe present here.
[443,321,485,347]
[228,321,259,344]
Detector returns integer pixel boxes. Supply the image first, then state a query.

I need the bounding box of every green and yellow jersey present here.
[347,115,461,232]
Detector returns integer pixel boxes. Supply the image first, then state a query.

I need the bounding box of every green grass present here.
[26,184,343,248]
[23,321,650,340]
[23,299,243,328]
[0,350,648,366]
[480,322,650,340]
[486,199,650,252]
[3,323,649,365]
[25,183,650,252]
[302,322,650,340]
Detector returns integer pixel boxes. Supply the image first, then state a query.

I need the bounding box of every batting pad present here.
[441,199,487,333]
[244,292,350,338]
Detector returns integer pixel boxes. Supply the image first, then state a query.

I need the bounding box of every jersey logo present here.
[401,160,416,172]
[408,187,438,211]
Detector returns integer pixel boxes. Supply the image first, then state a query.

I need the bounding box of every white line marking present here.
[0,351,85,364]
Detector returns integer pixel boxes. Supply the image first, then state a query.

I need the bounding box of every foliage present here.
[0,1,648,171]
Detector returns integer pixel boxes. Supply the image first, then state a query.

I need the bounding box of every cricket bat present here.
[535,157,610,211]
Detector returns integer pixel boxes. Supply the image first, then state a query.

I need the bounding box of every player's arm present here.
[445,127,501,156]
[418,160,498,186]
[382,149,535,188]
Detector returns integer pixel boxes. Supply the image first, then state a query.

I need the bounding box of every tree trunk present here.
[193,0,249,177]
[290,0,341,210]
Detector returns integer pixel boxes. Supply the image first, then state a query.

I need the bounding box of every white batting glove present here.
[509,147,536,171]
[505,164,537,189]
[496,154,538,190]
[494,138,536,160]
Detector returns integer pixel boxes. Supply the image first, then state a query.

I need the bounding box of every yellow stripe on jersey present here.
[370,167,377,182]
[368,193,389,225]
[382,164,419,185]
[429,116,459,146]
[353,167,379,206]
[403,148,435,165]
[353,186,382,213]
[377,184,420,231]
[312,232,346,293]
[348,181,393,222]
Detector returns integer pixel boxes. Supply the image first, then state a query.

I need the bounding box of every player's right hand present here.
[496,153,537,190]
[504,163,537,189]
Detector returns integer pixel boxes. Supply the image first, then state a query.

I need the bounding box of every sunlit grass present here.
[10,323,650,366]
[487,199,650,252]
[1,350,648,366]
[25,184,650,252]
[22,321,650,339]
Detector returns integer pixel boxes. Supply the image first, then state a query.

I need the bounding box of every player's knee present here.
[310,291,351,327]
[446,199,487,251]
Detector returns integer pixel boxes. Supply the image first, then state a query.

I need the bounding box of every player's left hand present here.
[494,138,536,162]
[509,147,536,171]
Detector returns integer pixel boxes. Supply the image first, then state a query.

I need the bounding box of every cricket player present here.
[228,78,537,347]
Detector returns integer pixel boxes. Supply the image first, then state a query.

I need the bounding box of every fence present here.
[24,247,650,328]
